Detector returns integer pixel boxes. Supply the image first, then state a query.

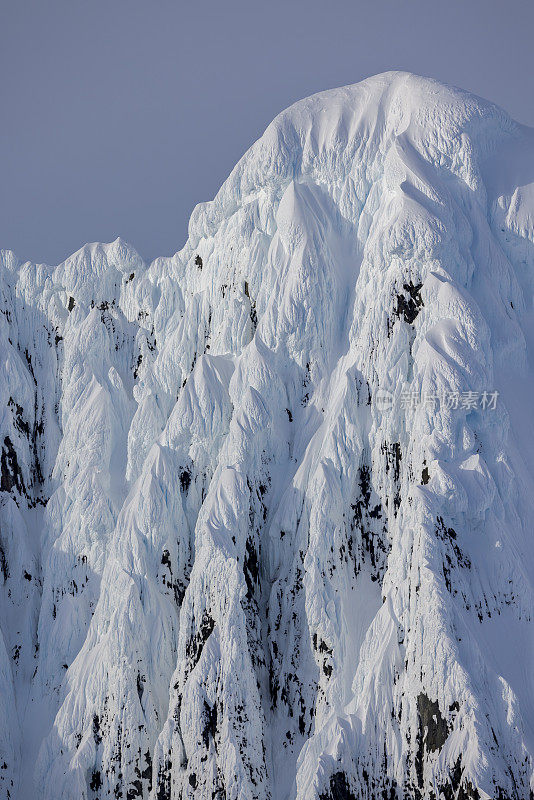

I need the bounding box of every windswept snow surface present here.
[1,72,534,799]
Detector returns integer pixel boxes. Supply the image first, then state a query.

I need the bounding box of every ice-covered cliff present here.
[1,71,534,800]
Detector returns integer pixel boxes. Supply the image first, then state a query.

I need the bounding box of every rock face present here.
[1,71,534,800]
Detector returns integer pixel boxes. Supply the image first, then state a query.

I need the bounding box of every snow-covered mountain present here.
[2,71,534,800]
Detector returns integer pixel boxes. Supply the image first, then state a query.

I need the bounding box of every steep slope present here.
[1,72,534,800]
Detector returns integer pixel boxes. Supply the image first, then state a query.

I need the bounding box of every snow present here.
[0,71,534,799]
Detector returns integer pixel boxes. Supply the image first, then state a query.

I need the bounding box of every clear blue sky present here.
[1,0,533,265]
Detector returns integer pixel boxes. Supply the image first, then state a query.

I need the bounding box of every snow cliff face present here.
[1,71,534,800]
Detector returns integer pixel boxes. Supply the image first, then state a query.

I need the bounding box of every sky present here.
[1,0,533,266]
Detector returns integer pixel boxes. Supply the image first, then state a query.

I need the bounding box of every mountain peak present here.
[1,74,534,800]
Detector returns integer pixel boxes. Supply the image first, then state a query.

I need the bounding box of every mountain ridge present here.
[1,71,534,799]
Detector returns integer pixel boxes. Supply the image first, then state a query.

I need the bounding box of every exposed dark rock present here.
[202,700,218,749]
[1,437,25,495]
[186,610,215,673]
[395,281,423,324]
[180,468,191,494]
[90,770,102,792]
[319,771,357,800]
